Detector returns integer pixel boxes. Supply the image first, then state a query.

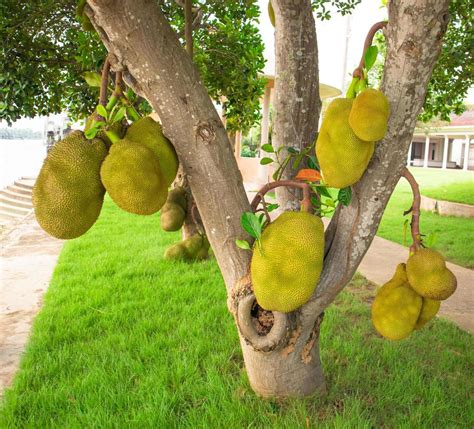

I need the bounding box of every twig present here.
[401,168,422,251]
[352,21,387,79]
[99,56,111,108]
[251,180,313,214]
[184,0,193,57]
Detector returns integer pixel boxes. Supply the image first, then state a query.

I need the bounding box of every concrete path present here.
[359,235,473,333]
[0,214,63,396]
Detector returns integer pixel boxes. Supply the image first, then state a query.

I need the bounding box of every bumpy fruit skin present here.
[100,140,168,215]
[348,89,389,142]
[161,204,186,231]
[164,233,209,262]
[316,98,375,188]
[406,248,457,300]
[125,117,179,186]
[415,298,440,330]
[372,264,423,340]
[251,211,324,313]
[33,131,107,239]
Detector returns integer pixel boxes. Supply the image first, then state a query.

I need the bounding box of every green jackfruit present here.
[415,298,440,330]
[348,89,389,142]
[164,233,209,262]
[125,117,179,186]
[33,131,107,239]
[316,98,375,188]
[167,187,187,211]
[268,1,275,27]
[371,264,423,340]
[182,233,205,258]
[164,242,189,261]
[100,140,168,215]
[406,248,457,300]
[250,211,324,313]
[161,204,186,231]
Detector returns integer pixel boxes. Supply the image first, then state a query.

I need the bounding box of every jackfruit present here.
[316,98,375,188]
[33,131,107,239]
[160,187,188,231]
[100,140,168,215]
[268,1,275,27]
[406,248,457,300]
[371,264,423,340]
[250,211,324,313]
[164,242,189,262]
[164,233,209,262]
[349,89,389,142]
[415,298,440,330]
[125,117,179,186]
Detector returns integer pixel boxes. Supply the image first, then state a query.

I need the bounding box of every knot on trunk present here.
[195,121,216,144]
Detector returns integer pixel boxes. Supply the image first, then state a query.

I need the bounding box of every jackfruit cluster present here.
[372,248,456,340]
[250,211,325,313]
[161,187,187,232]
[164,233,210,262]
[316,89,389,188]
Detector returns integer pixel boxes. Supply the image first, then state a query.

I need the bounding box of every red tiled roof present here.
[450,109,474,126]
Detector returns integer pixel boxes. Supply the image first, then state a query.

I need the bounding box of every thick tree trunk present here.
[87,0,449,398]
[272,0,321,211]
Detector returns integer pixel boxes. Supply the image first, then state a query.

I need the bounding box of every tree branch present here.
[352,21,387,79]
[250,180,312,213]
[401,168,422,251]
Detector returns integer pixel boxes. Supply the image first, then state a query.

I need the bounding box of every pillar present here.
[423,135,430,168]
[464,135,471,171]
[442,135,449,169]
[407,142,412,166]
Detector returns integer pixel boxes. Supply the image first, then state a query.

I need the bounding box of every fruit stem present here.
[251,180,313,214]
[401,168,422,251]
[105,130,120,144]
[352,21,387,79]
[98,56,111,117]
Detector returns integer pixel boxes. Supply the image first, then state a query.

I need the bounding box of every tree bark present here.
[87,0,449,398]
[272,0,321,211]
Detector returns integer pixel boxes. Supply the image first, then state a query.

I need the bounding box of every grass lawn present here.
[378,168,474,268]
[1,198,473,427]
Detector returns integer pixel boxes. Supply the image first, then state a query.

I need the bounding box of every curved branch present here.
[237,294,289,352]
[251,180,312,213]
[401,168,422,251]
[352,21,387,79]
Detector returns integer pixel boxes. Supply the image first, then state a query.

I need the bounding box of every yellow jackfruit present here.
[415,298,440,330]
[316,98,375,188]
[406,248,457,300]
[371,264,423,340]
[250,211,324,313]
[348,89,389,142]
[33,131,107,239]
[160,187,188,231]
[100,140,168,215]
[125,117,179,186]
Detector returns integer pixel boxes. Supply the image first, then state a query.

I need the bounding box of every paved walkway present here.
[0,214,63,396]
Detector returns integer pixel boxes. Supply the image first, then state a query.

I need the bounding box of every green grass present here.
[423,182,474,205]
[378,168,474,268]
[1,198,473,428]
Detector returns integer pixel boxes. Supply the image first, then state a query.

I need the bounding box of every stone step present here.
[0,195,33,210]
[0,209,19,221]
[0,203,31,216]
[13,181,34,191]
[0,190,32,203]
[6,186,32,196]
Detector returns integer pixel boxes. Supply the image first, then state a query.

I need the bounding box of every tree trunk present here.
[272,0,321,211]
[87,0,449,398]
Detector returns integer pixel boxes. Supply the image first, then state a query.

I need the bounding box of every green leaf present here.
[113,106,126,123]
[96,104,108,119]
[324,198,336,208]
[355,78,368,94]
[85,128,98,139]
[260,157,273,165]
[307,155,319,170]
[314,185,332,198]
[287,147,299,154]
[241,212,262,240]
[261,143,274,153]
[266,203,279,212]
[364,45,378,71]
[425,232,438,248]
[338,187,352,206]
[83,71,102,87]
[235,239,251,250]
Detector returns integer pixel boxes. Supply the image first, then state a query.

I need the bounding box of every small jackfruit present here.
[167,187,187,211]
[125,117,179,186]
[160,187,188,231]
[415,298,440,330]
[100,140,168,215]
[164,233,209,262]
[406,248,457,300]
[33,131,107,239]
[371,264,422,340]
[164,242,189,261]
[348,89,389,142]
[268,1,275,27]
[250,211,324,313]
[316,98,375,188]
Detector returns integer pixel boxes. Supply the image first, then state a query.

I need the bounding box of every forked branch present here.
[251,180,313,213]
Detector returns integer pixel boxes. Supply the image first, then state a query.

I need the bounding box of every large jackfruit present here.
[371,263,423,340]
[100,140,168,215]
[348,89,389,142]
[250,211,324,313]
[316,98,375,188]
[33,131,107,239]
[160,187,187,232]
[125,117,179,186]
[406,248,457,300]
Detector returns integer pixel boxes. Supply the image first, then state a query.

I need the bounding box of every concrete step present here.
[6,186,32,196]
[13,181,34,191]
[0,210,19,221]
[0,203,31,216]
[0,195,33,209]
[0,190,32,203]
